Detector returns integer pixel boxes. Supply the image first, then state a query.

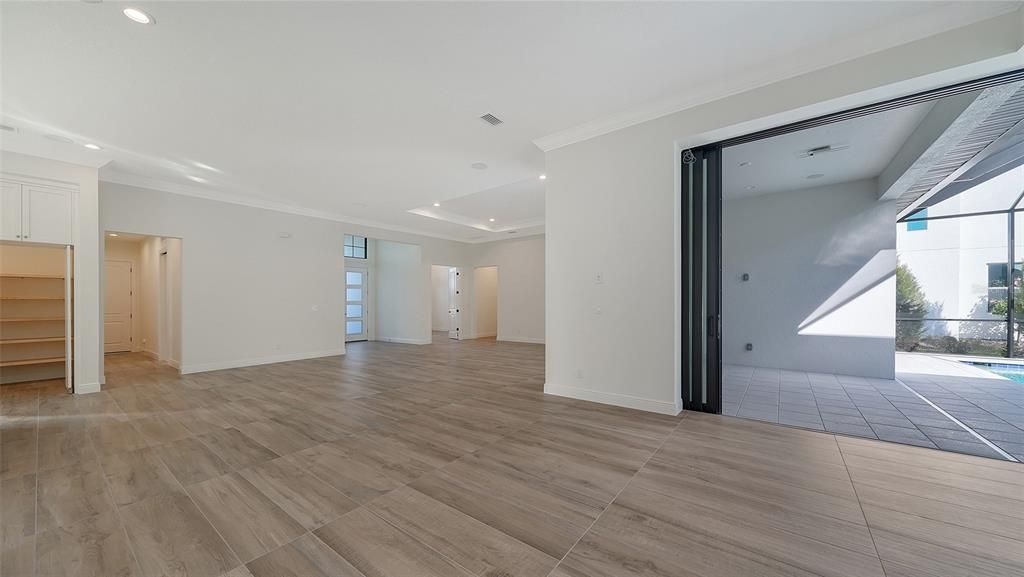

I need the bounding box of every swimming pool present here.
[967,362,1024,383]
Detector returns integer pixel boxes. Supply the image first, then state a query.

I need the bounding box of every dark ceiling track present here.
[718,68,1024,148]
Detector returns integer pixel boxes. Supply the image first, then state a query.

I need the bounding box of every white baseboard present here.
[167,359,181,370]
[141,349,159,360]
[544,382,682,416]
[474,332,497,339]
[498,336,545,344]
[376,337,432,345]
[74,381,102,395]
[181,349,344,375]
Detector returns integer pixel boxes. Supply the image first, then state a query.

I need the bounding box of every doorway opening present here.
[431,264,461,340]
[103,232,182,376]
[686,68,1024,462]
[0,242,73,392]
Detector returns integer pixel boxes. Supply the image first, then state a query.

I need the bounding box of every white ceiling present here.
[409,177,545,241]
[723,102,935,199]
[0,1,1016,242]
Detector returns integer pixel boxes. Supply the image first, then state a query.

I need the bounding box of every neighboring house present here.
[897,166,1024,351]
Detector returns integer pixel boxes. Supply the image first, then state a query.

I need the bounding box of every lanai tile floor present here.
[724,353,1024,461]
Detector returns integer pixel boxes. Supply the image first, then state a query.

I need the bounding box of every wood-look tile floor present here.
[2,335,1022,577]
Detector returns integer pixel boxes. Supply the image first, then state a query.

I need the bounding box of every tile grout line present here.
[83,410,148,577]
[544,414,686,577]
[31,391,40,577]
[733,371,753,417]
[158,439,264,570]
[895,377,1018,462]
[835,435,888,577]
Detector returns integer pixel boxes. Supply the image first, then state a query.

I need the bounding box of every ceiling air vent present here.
[797,144,849,158]
[480,113,503,126]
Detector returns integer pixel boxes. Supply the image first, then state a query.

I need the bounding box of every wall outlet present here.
[594,272,604,284]
[745,343,753,351]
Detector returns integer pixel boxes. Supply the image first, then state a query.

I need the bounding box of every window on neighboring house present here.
[906,208,928,231]
[344,235,367,259]
[987,262,1023,313]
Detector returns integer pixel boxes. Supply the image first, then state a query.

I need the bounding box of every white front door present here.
[448,267,460,340]
[345,268,368,342]
[104,260,133,353]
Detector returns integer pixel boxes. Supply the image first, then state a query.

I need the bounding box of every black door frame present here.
[681,67,1024,414]
[681,145,722,413]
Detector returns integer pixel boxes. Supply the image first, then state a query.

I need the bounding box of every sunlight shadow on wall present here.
[799,249,896,338]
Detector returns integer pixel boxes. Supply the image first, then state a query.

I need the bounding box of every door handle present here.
[708,315,716,337]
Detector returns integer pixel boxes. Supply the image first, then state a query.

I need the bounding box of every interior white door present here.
[104,260,133,353]
[0,182,22,241]
[448,267,460,340]
[345,268,369,342]
[23,185,71,245]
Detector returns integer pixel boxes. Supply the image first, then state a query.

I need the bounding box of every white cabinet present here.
[0,182,22,241]
[0,181,73,245]
[24,186,72,245]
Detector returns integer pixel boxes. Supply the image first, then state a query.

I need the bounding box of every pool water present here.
[972,363,1024,383]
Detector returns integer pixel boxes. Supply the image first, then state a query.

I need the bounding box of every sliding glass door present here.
[681,145,722,412]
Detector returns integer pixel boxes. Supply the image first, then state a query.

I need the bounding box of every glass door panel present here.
[345,268,368,342]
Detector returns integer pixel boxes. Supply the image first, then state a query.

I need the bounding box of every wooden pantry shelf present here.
[0,274,64,279]
[0,357,64,368]
[0,296,65,300]
[0,317,65,322]
[0,337,66,345]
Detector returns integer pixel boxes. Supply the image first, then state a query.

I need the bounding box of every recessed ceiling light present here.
[44,134,74,144]
[539,174,547,180]
[433,202,440,207]
[738,161,752,167]
[123,7,154,24]
[806,173,825,179]
[471,162,488,170]
[83,143,102,150]
[186,175,208,183]
[108,233,119,237]
[489,218,495,222]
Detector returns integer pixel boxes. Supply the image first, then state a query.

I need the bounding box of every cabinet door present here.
[23,185,71,245]
[0,182,22,241]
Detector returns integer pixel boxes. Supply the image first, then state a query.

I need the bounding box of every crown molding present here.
[99,170,475,244]
[533,5,1021,152]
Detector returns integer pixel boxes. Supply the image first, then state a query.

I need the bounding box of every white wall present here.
[1,151,101,393]
[162,237,183,366]
[723,180,896,378]
[376,240,426,344]
[473,235,545,343]
[473,266,498,338]
[137,237,160,357]
[430,265,451,332]
[100,181,548,375]
[101,182,348,373]
[544,14,1023,415]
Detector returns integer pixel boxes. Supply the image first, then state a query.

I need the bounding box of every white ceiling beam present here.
[876,89,1001,201]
